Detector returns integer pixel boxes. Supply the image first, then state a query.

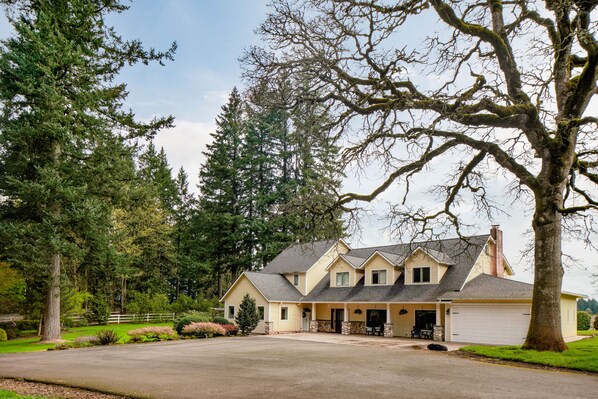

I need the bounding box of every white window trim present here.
[336,271,350,287]
[281,306,289,320]
[371,269,387,285]
[412,266,431,284]
[258,305,265,320]
[228,305,235,319]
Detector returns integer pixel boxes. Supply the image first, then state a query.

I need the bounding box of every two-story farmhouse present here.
[221,226,581,345]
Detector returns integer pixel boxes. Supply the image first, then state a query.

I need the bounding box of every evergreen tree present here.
[197,88,246,297]
[0,0,175,340]
[235,293,260,335]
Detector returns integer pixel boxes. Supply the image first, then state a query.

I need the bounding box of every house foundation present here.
[383,323,394,337]
[433,325,444,341]
[341,321,351,335]
[309,320,318,333]
[264,321,275,335]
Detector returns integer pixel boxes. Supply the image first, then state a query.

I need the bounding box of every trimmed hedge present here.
[182,322,226,338]
[212,316,230,325]
[174,312,212,335]
[0,328,6,341]
[222,324,239,336]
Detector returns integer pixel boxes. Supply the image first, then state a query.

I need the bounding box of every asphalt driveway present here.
[0,336,596,399]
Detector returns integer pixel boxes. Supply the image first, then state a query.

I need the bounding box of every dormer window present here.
[413,267,431,283]
[371,270,387,285]
[293,274,299,286]
[336,272,349,286]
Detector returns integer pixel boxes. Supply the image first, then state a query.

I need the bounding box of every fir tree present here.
[235,293,260,335]
[0,0,175,340]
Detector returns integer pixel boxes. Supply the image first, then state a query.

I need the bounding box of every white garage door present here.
[450,304,531,345]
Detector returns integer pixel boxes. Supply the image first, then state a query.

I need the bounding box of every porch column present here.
[265,303,274,335]
[383,303,394,338]
[341,303,350,335]
[433,303,444,341]
[309,303,318,333]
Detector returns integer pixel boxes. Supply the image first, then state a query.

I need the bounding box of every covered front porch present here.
[304,302,448,341]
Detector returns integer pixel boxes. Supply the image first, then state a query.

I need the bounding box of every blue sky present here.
[0,1,595,295]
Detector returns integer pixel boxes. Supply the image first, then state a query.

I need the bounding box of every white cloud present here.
[153,120,215,193]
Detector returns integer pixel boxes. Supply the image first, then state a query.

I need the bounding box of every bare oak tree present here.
[244,0,598,351]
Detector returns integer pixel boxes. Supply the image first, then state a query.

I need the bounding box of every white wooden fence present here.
[107,312,176,324]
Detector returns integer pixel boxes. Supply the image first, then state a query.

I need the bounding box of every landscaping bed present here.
[0,379,128,399]
[460,336,598,373]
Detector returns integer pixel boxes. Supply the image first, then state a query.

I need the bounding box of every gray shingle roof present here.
[303,235,490,303]
[260,239,339,274]
[339,254,366,269]
[243,271,303,302]
[438,274,534,300]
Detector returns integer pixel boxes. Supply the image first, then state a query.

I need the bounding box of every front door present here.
[331,309,344,333]
[302,310,309,331]
[366,309,387,329]
[415,310,436,330]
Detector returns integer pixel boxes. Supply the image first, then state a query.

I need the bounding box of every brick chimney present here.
[490,225,504,277]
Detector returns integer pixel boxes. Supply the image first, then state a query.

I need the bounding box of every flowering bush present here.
[182,322,226,338]
[221,324,239,336]
[128,326,177,342]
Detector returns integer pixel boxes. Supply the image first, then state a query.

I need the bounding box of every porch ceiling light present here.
[354,308,363,315]
[399,308,408,315]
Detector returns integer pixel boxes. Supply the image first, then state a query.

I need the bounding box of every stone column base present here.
[341,321,351,335]
[309,320,318,333]
[264,321,275,335]
[433,325,444,341]
[383,323,394,337]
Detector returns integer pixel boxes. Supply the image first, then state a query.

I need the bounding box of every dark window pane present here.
[423,267,430,282]
[414,268,421,283]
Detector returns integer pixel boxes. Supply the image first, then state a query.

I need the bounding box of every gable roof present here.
[243,272,303,302]
[303,235,490,303]
[260,239,340,274]
[438,274,534,300]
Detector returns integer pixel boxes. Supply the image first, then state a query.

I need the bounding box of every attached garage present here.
[450,303,531,345]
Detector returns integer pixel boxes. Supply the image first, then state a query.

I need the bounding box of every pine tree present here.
[197,88,246,297]
[0,0,175,340]
[235,293,260,335]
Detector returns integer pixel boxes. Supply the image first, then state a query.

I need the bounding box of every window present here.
[371,270,387,285]
[413,267,431,283]
[228,305,235,319]
[258,306,265,320]
[336,272,350,286]
[281,307,288,320]
[293,274,299,286]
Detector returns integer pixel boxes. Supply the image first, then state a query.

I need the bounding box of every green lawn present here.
[461,336,598,373]
[0,323,172,354]
[577,330,597,336]
[0,390,53,399]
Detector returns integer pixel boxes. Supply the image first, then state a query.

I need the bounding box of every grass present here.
[0,390,54,399]
[577,330,597,336]
[461,336,598,373]
[0,322,172,354]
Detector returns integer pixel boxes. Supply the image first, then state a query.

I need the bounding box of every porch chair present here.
[373,326,383,336]
[410,326,421,339]
[365,326,374,335]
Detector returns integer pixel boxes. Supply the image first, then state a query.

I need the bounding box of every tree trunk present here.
[41,253,61,341]
[523,192,567,351]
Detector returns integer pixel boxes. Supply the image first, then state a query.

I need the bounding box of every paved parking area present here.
[0,336,596,399]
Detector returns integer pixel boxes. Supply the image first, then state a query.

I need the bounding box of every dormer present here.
[402,247,454,285]
[326,254,365,287]
[362,251,403,286]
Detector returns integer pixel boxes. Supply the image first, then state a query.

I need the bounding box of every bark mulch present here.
[0,379,132,399]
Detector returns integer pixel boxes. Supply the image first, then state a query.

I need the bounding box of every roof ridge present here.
[349,234,490,252]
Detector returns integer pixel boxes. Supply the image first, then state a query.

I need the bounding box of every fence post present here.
[117,314,120,324]
[146,313,149,322]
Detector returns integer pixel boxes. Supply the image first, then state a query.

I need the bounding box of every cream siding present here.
[305,241,350,294]
[269,302,303,332]
[223,275,269,334]
[284,272,307,295]
[560,295,578,338]
[390,303,437,337]
[404,251,442,285]
[328,259,362,287]
[363,254,399,285]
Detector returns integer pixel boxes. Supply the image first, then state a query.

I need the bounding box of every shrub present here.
[0,322,17,340]
[182,322,226,338]
[174,311,212,334]
[222,324,239,336]
[16,320,38,331]
[212,316,230,325]
[89,296,110,325]
[74,335,99,345]
[127,292,171,315]
[578,311,591,330]
[594,316,598,330]
[96,329,121,345]
[0,328,6,341]
[235,294,260,335]
[128,326,177,342]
